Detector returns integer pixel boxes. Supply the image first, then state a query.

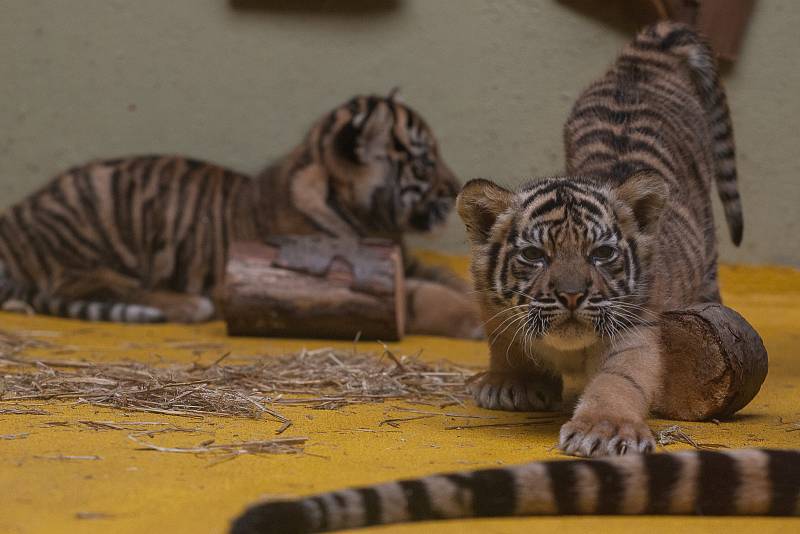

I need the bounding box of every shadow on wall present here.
[229,0,400,16]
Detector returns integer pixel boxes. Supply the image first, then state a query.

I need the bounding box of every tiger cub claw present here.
[559,416,655,457]
[470,372,562,412]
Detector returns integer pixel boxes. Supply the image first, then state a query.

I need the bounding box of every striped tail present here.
[635,21,744,245]
[0,273,165,323]
[230,449,800,534]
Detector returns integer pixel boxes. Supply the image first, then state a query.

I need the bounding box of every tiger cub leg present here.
[129,291,216,323]
[55,269,214,323]
[54,267,142,299]
[405,278,484,339]
[470,340,563,411]
[471,371,564,412]
[559,327,661,457]
[404,255,472,293]
[697,268,723,303]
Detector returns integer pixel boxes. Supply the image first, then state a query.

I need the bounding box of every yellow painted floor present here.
[1,258,799,534]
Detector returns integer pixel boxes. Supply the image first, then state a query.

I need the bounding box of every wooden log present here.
[222,237,405,341]
[654,303,768,421]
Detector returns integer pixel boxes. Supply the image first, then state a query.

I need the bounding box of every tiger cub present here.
[458,22,744,454]
[0,91,482,338]
[231,449,800,533]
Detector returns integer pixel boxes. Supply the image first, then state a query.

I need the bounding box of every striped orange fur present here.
[458,22,746,456]
[222,23,793,533]
[231,449,800,533]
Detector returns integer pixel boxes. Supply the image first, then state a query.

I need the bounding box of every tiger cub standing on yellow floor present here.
[0,91,482,338]
[458,21,744,454]
[227,24,799,534]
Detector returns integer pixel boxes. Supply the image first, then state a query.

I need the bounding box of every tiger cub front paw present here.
[161,295,216,323]
[559,415,654,457]
[470,372,562,411]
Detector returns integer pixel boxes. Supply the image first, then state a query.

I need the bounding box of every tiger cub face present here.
[318,91,459,235]
[458,173,666,352]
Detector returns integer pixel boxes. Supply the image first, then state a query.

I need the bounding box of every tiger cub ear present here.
[334,102,393,164]
[387,86,402,103]
[457,179,514,244]
[357,103,393,162]
[614,171,668,234]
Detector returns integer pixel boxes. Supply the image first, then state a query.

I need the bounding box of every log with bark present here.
[222,237,404,341]
[655,303,768,421]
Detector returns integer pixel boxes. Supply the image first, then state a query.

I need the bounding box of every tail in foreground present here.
[231,449,800,533]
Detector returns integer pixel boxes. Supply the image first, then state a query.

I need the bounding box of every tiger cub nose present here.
[557,291,586,310]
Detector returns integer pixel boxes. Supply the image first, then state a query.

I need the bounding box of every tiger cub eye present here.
[591,245,617,262]
[520,246,547,263]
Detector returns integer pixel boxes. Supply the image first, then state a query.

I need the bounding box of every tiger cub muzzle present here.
[407,174,459,232]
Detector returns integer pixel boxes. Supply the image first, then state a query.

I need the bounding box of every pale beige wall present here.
[1,1,798,265]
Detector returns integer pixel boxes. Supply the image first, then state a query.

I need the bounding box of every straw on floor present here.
[0,345,477,434]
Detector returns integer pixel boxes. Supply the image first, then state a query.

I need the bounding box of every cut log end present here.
[655,303,768,421]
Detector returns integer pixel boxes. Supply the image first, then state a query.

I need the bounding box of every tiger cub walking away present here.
[0,91,482,338]
[230,449,800,533]
[458,21,744,454]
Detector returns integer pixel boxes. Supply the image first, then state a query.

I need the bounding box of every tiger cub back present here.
[0,156,253,322]
[564,21,742,305]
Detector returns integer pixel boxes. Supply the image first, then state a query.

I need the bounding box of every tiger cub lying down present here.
[0,91,482,338]
[460,21,744,455]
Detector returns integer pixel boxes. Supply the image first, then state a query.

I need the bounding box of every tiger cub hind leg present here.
[131,291,216,323]
[405,279,484,339]
[0,280,165,323]
[54,268,216,323]
[0,267,164,322]
[38,292,212,323]
[470,371,563,411]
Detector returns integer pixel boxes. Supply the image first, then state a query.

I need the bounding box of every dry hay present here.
[84,420,309,460]
[777,416,800,432]
[128,434,308,464]
[656,425,729,449]
[0,328,51,357]
[0,432,29,440]
[0,346,476,432]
